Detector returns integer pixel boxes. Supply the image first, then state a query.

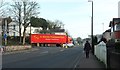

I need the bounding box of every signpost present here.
[4,34,7,45]
[4,19,7,46]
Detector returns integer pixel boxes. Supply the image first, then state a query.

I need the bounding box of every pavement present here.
[76,51,106,69]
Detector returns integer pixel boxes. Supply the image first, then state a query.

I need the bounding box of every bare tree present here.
[47,20,64,30]
[9,1,22,44]
[9,0,40,45]
[0,0,8,17]
[54,20,64,28]
[22,0,40,45]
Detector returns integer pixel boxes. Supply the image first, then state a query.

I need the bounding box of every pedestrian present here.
[84,41,91,58]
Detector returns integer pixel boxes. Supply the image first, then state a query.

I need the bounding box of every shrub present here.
[115,42,120,53]
[2,36,31,46]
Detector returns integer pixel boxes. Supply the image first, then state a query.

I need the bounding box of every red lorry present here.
[31,34,72,47]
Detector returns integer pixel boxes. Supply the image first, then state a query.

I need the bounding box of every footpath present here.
[77,51,106,69]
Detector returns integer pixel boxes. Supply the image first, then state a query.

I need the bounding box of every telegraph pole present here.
[88,0,94,55]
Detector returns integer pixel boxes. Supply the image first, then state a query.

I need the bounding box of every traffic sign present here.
[4,34,7,39]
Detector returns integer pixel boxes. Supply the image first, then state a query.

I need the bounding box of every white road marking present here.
[34,51,49,57]
[41,51,48,54]
[25,52,31,53]
[73,53,82,68]
[60,49,64,52]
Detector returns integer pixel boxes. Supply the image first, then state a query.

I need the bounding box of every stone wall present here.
[3,45,32,52]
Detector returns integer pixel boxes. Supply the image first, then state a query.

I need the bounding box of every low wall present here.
[3,45,32,52]
[109,50,120,68]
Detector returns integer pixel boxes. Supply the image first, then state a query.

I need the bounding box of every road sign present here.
[4,34,7,39]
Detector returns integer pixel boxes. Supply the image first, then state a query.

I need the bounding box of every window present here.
[115,23,120,31]
[13,32,15,37]
[111,27,114,32]
[13,25,15,30]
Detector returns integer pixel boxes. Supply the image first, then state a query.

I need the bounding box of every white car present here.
[63,43,74,48]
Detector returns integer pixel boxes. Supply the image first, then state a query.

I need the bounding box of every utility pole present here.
[88,0,94,55]
[91,1,94,55]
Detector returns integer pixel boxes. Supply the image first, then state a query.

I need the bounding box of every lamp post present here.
[102,23,104,32]
[88,0,94,55]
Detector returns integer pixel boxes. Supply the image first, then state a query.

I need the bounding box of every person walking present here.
[84,41,91,58]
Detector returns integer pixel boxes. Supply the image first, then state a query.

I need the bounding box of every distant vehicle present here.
[63,43,74,48]
[31,34,73,47]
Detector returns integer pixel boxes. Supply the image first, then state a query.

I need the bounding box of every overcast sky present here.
[4,0,120,39]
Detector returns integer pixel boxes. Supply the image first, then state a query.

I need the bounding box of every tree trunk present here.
[19,25,22,44]
[23,1,26,45]
[22,28,26,45]
[19,16,22,44]
[19,4,22,44]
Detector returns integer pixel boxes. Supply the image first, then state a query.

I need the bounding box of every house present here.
[8,22,19,36]
[1,17,65,37]
[109,18,120,42]
[8,22,43,36]
[0,17,12,36]
[102,29,111,41]
[6,21,65,37]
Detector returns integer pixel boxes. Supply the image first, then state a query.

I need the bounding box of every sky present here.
[3,0,120,39]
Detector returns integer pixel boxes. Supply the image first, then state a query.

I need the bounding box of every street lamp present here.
[102,23,104,32]
[88,0,94,55]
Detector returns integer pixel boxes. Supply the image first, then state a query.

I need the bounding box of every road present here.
[2,46,84,68]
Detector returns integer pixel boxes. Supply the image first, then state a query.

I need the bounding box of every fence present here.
[94,41,107,67]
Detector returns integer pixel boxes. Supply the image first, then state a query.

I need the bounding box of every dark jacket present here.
[84,42,91,51]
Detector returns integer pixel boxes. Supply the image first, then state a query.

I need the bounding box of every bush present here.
[106,39,115,48]
[2,36,30,46]
[115,42,120,53]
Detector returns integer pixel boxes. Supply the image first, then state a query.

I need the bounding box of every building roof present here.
[109,18,120,27]
[105,29,111,32]
[113,18,120,25]
[102,29,111,35]
[109,21,113,27]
